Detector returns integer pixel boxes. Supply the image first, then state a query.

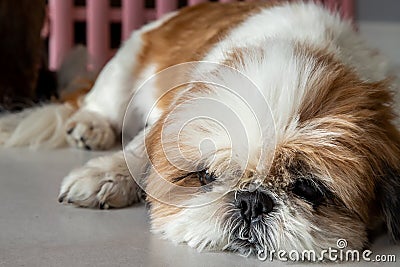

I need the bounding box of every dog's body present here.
[1,1,400,259]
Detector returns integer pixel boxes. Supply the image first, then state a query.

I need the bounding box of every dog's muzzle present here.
[225,190,275,255]
[235,190,274,224]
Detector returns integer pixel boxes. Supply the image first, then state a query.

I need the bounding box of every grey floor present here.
[1,22,400,267]
[0,148,399,267]
[0,148,281,267]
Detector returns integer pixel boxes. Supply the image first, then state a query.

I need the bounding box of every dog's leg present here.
[64,13,176,150]
[64,33,142,150]
[58,130,148,209]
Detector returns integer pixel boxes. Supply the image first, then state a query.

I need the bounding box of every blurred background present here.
[357,0,400,67]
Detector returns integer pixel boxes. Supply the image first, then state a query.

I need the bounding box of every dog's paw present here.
[58,153,142,209]
[65,110,116,150]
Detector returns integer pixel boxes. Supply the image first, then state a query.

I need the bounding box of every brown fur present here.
[145,37,400,251]
[135,2,278,110]
[59,78,94,108]
[222,43,400,229]
[255,47,400,249]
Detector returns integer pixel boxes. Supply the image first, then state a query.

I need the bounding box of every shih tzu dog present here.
[1,1,400,260]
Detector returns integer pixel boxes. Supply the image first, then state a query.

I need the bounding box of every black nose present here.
[235,191,274,223]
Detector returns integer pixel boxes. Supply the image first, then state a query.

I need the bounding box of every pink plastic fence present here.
[47,0,355,72]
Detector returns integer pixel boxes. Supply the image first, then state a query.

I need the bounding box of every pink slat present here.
[47,0,355,71]
[188,0,208,5]
[73,8,130,23]
[340,0,355,20]
[48,0,73,70]
[87,0,110,72]
[156,0,177,18]
[74,7,155,23]
[122,0,145,40]
[219,0,236,3]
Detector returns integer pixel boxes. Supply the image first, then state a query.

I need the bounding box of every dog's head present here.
[132,43,400,258]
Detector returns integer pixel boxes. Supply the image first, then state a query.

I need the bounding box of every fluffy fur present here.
[1,1,400,261]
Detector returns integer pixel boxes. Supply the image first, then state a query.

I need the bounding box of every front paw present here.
[58,153,142,209]
[65,110,116,150]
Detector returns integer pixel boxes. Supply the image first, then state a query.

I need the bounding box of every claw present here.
[99,202,109,209]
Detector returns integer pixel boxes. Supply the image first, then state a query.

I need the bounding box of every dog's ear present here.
[377,167,400,241]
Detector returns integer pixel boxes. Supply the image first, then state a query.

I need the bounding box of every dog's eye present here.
[197,170,216,185]
[292,178,326,205]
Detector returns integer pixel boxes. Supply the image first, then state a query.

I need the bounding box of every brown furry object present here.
[0,0,45,110]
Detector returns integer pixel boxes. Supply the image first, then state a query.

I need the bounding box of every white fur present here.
[197,2,388,167]
[82,12,177,132]
[151,194,229,251]
[172,2,389,174]
[204,2,387,81]
[0,104,74,149]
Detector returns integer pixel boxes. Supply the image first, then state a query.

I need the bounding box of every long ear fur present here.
[377,167,400,241]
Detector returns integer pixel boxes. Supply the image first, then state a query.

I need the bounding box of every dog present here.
[1,1,399,260]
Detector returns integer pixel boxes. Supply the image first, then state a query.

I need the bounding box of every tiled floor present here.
[1,22,400,267]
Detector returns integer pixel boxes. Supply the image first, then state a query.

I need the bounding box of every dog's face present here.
[136,44,400,257]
